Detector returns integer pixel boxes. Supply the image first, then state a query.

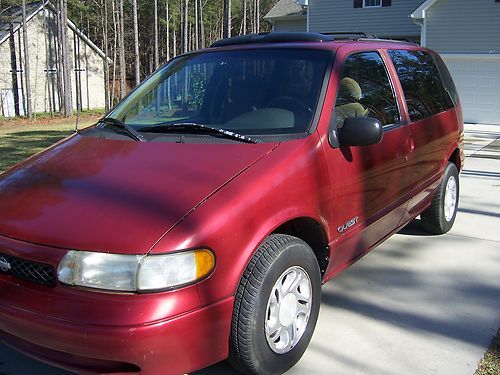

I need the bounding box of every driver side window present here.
[334,51,399,128]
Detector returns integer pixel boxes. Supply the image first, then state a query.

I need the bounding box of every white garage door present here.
[442,55,500,125]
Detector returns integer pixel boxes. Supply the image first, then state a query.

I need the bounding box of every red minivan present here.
[0,33,463,374]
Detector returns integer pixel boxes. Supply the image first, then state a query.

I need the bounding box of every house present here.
[411,0,500,124]
[270,0,500,125]
[264,0,307,32]
[308,0,422,41]
[0,1,109,117]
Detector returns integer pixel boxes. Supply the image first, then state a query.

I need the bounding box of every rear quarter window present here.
[388,49,455,122]
[433,54,460,106]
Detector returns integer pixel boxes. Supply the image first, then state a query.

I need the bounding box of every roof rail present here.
[321,32,378,39]
[209,32,418,48]
[210,32,335,47]
[358,37,419,45]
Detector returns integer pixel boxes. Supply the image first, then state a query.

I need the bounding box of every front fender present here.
[150,134,332,306]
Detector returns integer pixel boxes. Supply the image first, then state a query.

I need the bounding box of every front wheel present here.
[421,162,459,234]
[228,234,321,375]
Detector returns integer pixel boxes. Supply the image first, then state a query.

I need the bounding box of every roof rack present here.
[322,32,378,39]
[209,32,418,48]
[358,37,418,45]
[322,32,418,45]
[210,32,335,47]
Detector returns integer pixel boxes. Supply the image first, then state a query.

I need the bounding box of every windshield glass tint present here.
[109,49,331,135]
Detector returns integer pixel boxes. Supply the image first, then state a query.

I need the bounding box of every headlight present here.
[58,249,215,292]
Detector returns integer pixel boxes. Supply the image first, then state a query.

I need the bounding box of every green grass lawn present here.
[0,119,96,173]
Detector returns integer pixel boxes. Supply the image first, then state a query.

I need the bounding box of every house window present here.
[364,0,381,7]
[354,0,391,8]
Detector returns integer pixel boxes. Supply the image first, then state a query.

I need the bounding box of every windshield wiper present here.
[97,117,146,142]
[138,122,259,144]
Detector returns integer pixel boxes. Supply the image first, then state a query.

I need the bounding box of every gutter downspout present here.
[410,13,425,47]
[306,5,310,32]
[421,9,427,47]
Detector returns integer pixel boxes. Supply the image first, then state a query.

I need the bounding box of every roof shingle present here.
[0,1,46,43]
[264,0,307,19]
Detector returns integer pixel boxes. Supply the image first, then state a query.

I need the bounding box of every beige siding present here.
[272,17,307,32]
[0,39,14,113]
[28,11,57,113]
[0,8,107,116]
[309,0,422,38]
[67,20,107,111]
[426,0,500,54]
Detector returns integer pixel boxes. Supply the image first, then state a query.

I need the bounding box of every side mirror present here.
[338,117,383,147]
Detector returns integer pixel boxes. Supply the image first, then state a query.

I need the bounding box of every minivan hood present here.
[0,134,277,253]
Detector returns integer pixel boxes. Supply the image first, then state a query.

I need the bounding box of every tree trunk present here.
[194,0,199,50]
[118,0,126,99]
[102,0,110,111]
[254,0,259,33]
[17,28,26,115]
[165,0,170,60]
[63,0,73,116]
[9,26,20,117]
[86,17,90,110]
[73,31,80,112]
[242,0,247,35]
[198,0,204,47]
[132,0,140,86]
[21,0,32,117]
[111,0,117,105]
[223,0,231,38]
[55,13,63,112]
[250,0,254,33]
[182,0,188,53]
[179,1,182,54]
[173,27,177,57]
[43,20,53,116]
[154,0,159,68]
[58,0,72,117]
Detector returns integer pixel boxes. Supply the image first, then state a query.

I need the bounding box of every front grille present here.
[0,253,57,287]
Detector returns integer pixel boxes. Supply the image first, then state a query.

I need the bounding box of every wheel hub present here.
[279,294,298,327]
[264,266,312,354]
[444,176,457,222]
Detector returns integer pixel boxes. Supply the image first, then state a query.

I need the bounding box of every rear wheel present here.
[228,234,321,375]
[421,162,459,234]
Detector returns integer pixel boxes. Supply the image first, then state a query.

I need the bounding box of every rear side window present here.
[334,51,399,128]
[433,54,460,106]
[388,49,454,122]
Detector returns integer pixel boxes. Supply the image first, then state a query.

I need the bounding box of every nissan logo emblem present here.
[0,257,11,272]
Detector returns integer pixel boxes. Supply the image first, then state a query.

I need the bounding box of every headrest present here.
[339,77,362,101]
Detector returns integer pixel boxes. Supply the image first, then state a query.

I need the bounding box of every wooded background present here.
[0,0,276,117]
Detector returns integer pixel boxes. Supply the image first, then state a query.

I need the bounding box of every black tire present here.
[421,162,459,234]
[228,234,321,375]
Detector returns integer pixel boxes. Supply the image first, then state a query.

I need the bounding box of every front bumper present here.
[0,295,233,375]
[0,234,233,374]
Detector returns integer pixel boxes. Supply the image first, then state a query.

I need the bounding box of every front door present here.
[322,49,412,272]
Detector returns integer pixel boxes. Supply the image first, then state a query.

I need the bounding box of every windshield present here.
[108,48,331,136]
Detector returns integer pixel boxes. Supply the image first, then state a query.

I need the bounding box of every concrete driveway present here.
[1,124,499,375]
